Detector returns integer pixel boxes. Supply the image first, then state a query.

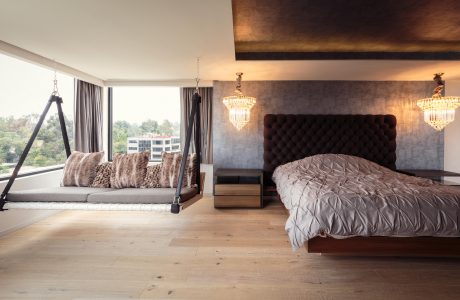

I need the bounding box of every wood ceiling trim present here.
[235,51,460,60]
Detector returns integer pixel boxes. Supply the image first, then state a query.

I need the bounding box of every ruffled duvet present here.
[273,154,460,250]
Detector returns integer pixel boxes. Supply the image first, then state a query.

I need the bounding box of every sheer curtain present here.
[180,87,213,163]
[75,79,103,152]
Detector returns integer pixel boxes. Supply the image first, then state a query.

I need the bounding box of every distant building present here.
[127,135,181,162]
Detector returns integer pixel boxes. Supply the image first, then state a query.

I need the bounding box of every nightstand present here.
[214,169,263,208]
[399,169,460,186]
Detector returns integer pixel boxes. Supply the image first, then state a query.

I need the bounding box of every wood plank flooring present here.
[0,197,459,299]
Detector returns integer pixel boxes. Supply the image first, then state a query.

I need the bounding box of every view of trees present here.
[0,114,74,175]
[112,119,180,154]
[0,115,179,176]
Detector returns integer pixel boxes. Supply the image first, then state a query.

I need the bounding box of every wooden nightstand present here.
[399,169,460,186]
[214,169,263,208]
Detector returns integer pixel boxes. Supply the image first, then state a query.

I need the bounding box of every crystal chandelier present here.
[223,73,256,130]
[417,73,460,131]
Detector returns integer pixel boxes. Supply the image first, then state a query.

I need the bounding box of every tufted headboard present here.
[263,114,397,186]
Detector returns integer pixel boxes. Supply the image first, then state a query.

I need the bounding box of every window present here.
[128,147,137,151]
[139,140,151,147]
[165,147,171,151]
[0,54,74,177]
[109,86,181,161]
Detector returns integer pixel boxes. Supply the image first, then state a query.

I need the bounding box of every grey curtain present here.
[181,87,213,164]
[75,79,103,152]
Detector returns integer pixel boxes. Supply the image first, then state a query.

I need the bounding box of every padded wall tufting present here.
[263,114,397,185]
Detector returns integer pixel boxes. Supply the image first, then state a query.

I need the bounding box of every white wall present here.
[200,164,213,196]
[444,80,460,173]
[0,170,62,236]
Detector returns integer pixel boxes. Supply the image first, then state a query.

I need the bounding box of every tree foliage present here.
[0,114,180,175]
[0,114,74,175]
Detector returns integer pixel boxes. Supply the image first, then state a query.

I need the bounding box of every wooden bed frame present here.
[263,114,460,257]
[307,236,460,257]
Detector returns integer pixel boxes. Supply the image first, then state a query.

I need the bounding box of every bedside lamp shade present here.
[223,73,256,130]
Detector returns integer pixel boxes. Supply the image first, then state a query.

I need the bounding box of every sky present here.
[113,86,180,124]
[0,53,180,124]
[0,53,74,119]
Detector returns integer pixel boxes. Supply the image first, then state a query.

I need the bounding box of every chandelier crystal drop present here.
[416,73,460,131]
[223,73,256,130]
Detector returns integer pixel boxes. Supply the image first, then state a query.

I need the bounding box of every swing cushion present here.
[87,187,198,204]
[7,187,114,203]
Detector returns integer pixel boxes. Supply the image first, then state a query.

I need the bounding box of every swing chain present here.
[52,63,60,96]
[195,57,200,92]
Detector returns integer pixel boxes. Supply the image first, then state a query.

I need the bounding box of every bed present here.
[264,114,460,256]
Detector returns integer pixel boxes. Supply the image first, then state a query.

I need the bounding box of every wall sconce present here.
[223,73,256,130]
[417,73,460,131]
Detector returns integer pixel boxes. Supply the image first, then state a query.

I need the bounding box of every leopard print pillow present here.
[141,164,162,188]
[91,162,112,188]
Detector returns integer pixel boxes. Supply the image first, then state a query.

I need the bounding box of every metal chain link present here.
[52,61,60,96]
[195,57,200,92]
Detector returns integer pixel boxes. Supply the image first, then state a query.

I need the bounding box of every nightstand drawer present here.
[214,184,260,196]
[214,196,261,208]
[214,168,264,209]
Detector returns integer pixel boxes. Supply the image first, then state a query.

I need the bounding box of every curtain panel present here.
[75,79,103,152]
[181,87,213,164]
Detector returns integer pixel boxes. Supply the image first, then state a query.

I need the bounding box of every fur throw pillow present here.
[61,151,104,187]
[159,152,197,188]
[110,151,150,188]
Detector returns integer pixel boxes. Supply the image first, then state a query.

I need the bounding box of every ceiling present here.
[233,0,460,60]
[1,0,460,82]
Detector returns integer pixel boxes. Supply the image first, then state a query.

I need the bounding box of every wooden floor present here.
[0,197,459,300]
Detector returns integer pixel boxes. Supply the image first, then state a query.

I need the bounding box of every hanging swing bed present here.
[0,74,203,214]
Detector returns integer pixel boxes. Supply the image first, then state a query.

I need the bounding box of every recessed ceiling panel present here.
[233,0,460,60]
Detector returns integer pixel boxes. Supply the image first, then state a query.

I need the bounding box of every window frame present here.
[108,87,114,161]
[0,165,64,182]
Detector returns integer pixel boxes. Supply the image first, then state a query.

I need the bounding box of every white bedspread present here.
[273,154,460,250]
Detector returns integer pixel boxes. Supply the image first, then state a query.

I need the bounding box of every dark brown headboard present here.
[263,114,397,186]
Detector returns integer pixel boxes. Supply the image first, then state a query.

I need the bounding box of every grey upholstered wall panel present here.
[213,81,443,170]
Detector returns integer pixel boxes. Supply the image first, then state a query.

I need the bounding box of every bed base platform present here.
[307,236,460,257]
